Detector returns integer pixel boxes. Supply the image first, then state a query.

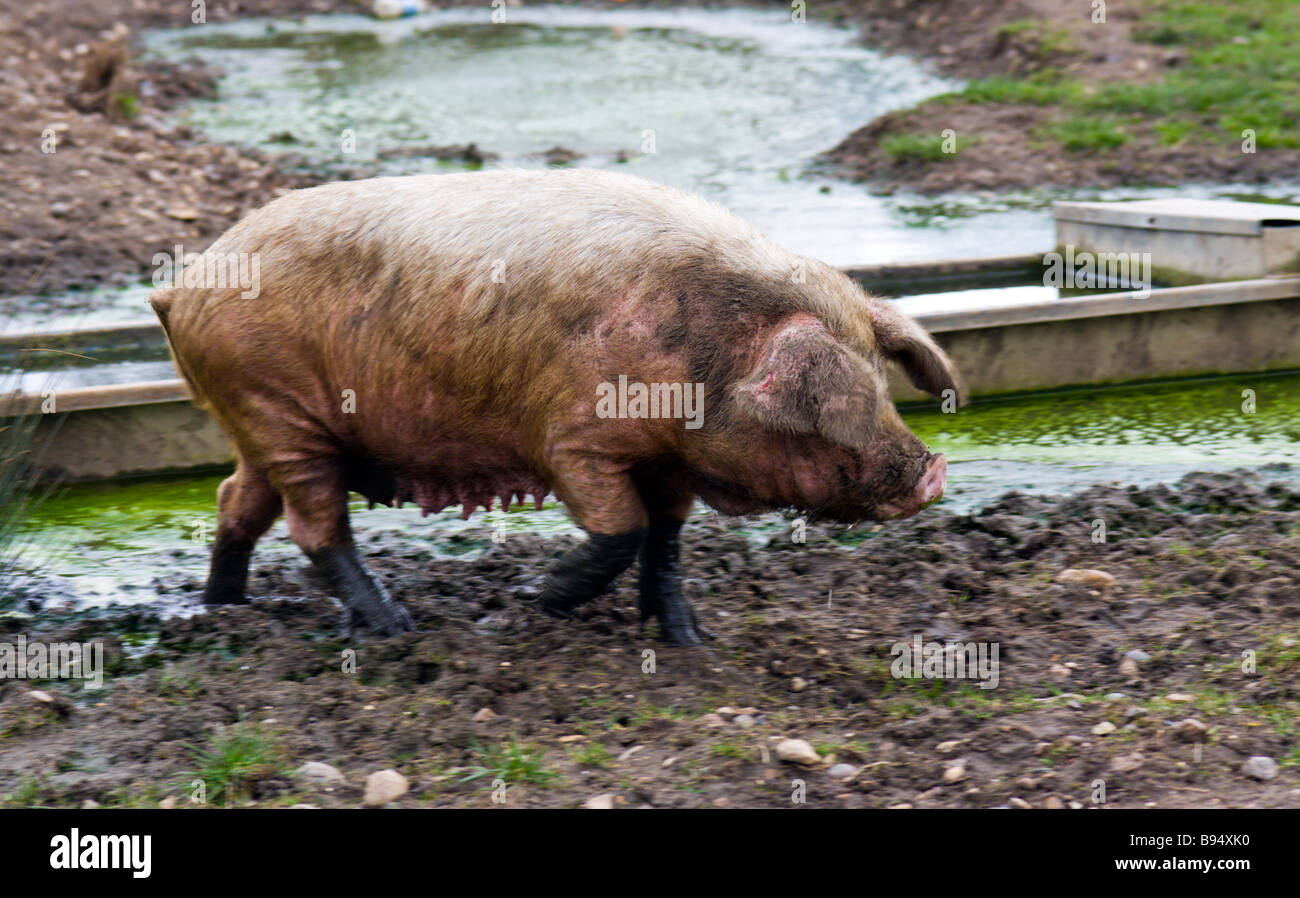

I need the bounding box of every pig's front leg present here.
[638,500,710,647]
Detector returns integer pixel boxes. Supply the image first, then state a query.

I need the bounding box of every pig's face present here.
[697,302,961,523]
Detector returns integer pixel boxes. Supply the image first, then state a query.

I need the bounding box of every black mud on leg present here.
[202,537,254,605]
[308,546,414,637]
[638,516,709,646]
[539,529,645,619]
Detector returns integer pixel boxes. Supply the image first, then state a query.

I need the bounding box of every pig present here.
[150,169,962,645]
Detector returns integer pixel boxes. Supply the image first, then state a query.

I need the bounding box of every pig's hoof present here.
[538,598,576,620]
[201,587,248,606]
[658,611,714,646]
[346,599,415,637]
[660,624,705,647]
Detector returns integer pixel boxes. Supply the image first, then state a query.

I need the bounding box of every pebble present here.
[1049,664,1071,680]
[828,763,857,780]
[775,738,821,766]
[1110,752,1144,773]
[1124,650,1152,662]
[472,707,498,722]
[290,804,319,809]
[583,793,616,809]
[733,714,756,728]
[699,713,727,727]
[1008,797,1032,809]
[942,765,967,783]
[1091,721,1117,736]
[1119,658,1141,677]
[936,739,963,754]
[26,690,55,704]
[1242,756,1279,781]
[1056,568,1116,589]
[1042,796,1064,809]
[888,802,913,809]
[617,746,643,762]
[1165,693,1193,703]
[790,677,808,692]
[362,769,409,807]
[294,762,346,787]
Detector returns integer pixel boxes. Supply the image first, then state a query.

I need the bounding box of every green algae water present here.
[12,371,1299,613]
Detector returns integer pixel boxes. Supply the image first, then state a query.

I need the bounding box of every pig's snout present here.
[879,453,947,520]
[917,453,947,508]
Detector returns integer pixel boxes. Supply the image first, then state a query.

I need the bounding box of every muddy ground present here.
[2,469,1298,809]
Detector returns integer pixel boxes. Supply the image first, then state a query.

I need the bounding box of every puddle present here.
[11,370,1299,613]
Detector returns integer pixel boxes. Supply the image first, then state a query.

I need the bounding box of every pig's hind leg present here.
[272,460,414,637]
[203,461,283,605]
[637,488,711,647]
[537,456,646,621]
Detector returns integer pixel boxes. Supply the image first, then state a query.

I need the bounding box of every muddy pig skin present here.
[150,169,963,644]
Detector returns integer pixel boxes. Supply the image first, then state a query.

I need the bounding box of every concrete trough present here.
[1054,198,1300,284]
[4,264,1300,482]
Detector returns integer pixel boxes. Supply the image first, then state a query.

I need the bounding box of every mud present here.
[2,469,1298,808]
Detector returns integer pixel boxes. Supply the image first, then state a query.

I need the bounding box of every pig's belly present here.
[341,424,550,521]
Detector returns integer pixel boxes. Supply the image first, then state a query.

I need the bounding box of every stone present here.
[583,793,616,809]
[1091,721,1117,736]
[828,763,857,780]
[1109,752,1144,773]
[775,739,821,766]
[1056,569,1116,589]
[362,769,408,807]
[294,761,346,787]
[472,707,498,722]
[1242,756,1278,781]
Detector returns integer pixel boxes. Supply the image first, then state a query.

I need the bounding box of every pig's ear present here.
[868,299,966,405]
[732,322,880,450]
